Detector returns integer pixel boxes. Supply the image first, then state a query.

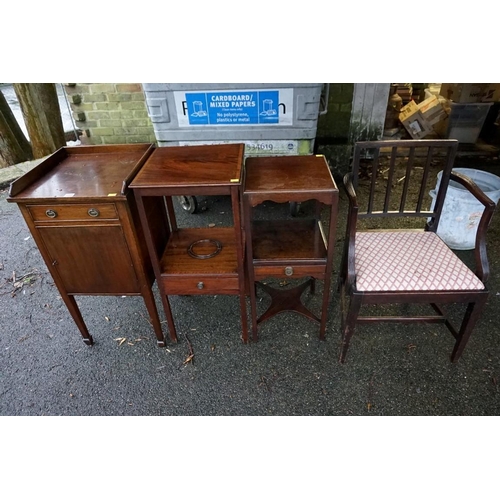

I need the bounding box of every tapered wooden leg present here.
[338,242,348,293]
[243,201,259,342]
[451,297,487,362]
[249,288,258,342]
[320,197,338,340]
[133,192,176,343]
[339,292,362,363]
[239,291,249,344]
[61,294,94,346]
[141,287,166,347]
[250,278,260,342]
[231,184,249,345]
[319,277,330,341]
[160,293,178,343]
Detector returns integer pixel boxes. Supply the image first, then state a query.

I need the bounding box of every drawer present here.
[28,203,118,222]
[254,264,326,279]
[161,275,240,295]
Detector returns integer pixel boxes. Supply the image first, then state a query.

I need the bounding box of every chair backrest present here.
[351,139,459,231]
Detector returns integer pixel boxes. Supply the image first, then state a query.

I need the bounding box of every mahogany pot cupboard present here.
[8,144,166,346]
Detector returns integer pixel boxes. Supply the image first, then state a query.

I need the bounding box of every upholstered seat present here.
[355,231,484,292]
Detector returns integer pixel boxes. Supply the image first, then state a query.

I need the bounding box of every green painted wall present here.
[316,83,354,141]
[314,84,355,174]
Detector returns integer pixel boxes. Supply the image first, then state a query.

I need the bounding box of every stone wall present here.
[64,84,156,145]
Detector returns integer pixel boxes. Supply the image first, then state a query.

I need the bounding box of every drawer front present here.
[162,276,240,295]
[254,264,326,279]
[28,203,118,222]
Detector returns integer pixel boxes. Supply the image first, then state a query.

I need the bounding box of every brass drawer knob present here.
[197,282,204,290]
[45,209,57,218]
[88,208,100,217]
[285,266,293,277]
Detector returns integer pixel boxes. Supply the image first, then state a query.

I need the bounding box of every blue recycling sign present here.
[180,90,286,126]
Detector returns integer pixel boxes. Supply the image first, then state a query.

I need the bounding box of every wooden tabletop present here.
[8,144,153,201]
[244,155,337,195]
[130,143,245,189]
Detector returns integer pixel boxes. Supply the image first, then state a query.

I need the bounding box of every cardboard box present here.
[434,115,450,138]
[481,83,500,102]
[439,83,487,103]
[399,100,433,139]
[417,95,448,126]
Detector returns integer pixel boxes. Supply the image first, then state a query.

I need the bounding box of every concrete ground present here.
[1,153,500,416]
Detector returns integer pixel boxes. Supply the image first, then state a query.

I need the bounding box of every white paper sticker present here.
[409,121,422,134]
[178,140,299,156]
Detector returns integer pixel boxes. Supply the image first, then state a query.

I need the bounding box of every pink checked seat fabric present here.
[355,231,484,292]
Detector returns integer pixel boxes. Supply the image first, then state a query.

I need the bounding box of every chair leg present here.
[451,296,488,363]
[337,248,347,293]
[339,292,362,363]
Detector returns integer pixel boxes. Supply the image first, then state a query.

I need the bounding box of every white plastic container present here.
[441,102,493,143]
[430,168,500,250]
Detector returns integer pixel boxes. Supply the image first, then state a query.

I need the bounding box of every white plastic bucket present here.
[429,168,500,250]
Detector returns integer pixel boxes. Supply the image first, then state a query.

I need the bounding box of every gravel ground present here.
[1,165,500,417]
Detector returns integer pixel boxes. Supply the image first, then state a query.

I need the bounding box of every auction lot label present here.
[178,139,300,156]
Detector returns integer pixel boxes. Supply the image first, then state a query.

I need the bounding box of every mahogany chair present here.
[339,139,496,363]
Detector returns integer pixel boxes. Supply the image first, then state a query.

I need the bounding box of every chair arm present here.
[449,171,496,283]
[342,173,359,290]
[343,172,359,208]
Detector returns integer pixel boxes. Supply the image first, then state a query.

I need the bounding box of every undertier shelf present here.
[160,227,239,277]
[251,219,328,263]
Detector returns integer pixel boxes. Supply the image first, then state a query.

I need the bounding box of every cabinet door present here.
[38,225,139,294]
